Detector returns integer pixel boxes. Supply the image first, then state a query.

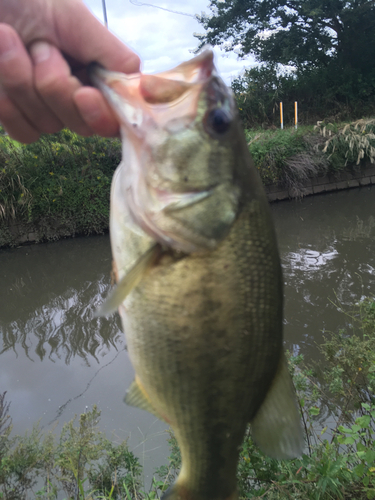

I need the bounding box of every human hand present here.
[0,0,140,142]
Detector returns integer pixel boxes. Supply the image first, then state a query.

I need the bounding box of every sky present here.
[83,0,255,84]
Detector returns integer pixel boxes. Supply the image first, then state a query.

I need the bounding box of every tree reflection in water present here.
[0,235,122,364]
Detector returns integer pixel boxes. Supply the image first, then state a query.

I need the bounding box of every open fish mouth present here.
[89,51,240,254]
[88,50,216,136]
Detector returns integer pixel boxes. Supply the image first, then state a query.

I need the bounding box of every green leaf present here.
[365,450,375,464]
[356,415,371,428]
[354,463,365,477]
[309,406,320,416]
[342,436,356,445]
[338,426,353,434]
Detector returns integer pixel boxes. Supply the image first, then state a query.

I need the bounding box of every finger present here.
[53,0,141,73]
[0,24,63,135]
[0,87,40,143]
[74,87,120,137]
[30,41,93,137]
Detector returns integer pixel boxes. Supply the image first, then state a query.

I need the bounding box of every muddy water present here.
[0,185,374,482]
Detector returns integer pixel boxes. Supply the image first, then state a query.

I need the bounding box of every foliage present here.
[211,1,375,128]
[246,126,328,190]
[315,119,375,170]
[0,392,12,464]
[231,65,295,128]
[231,63,375,129]
[154,431,181,490]
[244,117,375,193]
[196,0,375,74]
[0,405,143,500]
[0,128,121,244]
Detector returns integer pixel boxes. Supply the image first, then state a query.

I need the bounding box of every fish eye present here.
[207,108,231,134]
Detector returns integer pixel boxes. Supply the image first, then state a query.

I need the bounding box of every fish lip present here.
[87,50,217,136]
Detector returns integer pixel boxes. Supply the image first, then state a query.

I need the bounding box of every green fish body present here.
[91,50,303,500]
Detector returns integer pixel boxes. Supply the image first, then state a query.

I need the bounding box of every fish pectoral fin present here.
[250,353,304,459]
[124,378,166,421]
[95,243,161,317]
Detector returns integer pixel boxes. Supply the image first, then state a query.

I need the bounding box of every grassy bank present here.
[1,119,375,247]
[1,297,375,499]
[0,128,121,246]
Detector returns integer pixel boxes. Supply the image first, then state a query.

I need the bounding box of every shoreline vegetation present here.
[1,118,375,248]
[1,297,375,499]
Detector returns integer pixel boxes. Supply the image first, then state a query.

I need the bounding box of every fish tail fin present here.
[250,352,304,459]
[161,483,238,500]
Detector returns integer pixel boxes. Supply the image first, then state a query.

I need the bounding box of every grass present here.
[315,118,375,170]
[0,128,121,246]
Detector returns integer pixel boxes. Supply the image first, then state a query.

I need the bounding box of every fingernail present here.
[30,41,51,64]
[0,31,17,62]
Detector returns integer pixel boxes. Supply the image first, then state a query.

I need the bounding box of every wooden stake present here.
[280,102,283,130]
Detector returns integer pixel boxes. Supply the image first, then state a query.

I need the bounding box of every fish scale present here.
[91,49,303,500]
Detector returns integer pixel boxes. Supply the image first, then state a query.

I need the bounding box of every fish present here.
[90,49,303,500]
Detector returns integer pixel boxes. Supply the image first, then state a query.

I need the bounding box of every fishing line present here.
[129,0,197,18]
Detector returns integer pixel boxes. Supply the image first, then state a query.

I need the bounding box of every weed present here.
[315,118,375,170]
[0,128,121,246]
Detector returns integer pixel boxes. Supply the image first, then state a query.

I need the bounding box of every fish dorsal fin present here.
[95,244,161,317]
[124,378,165,421]
[250,353,304,459]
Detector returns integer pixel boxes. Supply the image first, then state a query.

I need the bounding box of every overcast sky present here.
[83,0,255,84]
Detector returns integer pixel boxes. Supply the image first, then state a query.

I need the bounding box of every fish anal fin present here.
[95,243,161,317]
[250,353,304,459]
[124,377,166,422]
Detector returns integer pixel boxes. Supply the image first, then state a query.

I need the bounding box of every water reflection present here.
[271,186,375,358]
[0,236,121,363]
[0,236,169,483]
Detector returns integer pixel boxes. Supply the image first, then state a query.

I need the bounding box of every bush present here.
[0,404,143,500]
[232,62,375,129]
[315,119,375,171]
[0,128,121,243]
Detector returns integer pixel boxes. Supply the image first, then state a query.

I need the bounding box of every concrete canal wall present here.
[265,165,375,202]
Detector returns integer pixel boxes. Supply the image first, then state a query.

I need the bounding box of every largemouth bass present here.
[91,50,303,500]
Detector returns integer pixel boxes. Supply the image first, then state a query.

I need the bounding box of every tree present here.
[196,0,375,74]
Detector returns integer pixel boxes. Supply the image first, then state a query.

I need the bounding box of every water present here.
[0,236,169,486]
[274,186,375,358]
[1,186,375,482]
